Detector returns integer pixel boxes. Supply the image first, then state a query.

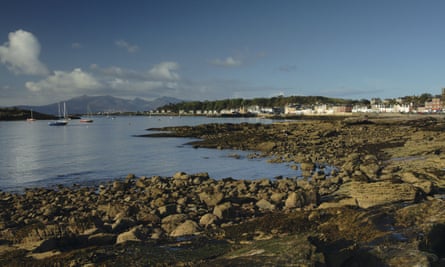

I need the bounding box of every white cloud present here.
[0,29,49,75]
[115,40,139,53]
[25,68,102,92]
[86,62,181,97]
[148,61,180,80]
[211,56,242,67]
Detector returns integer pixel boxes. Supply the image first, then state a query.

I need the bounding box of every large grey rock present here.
[161,214,188,233]
[270,192,286,204]
[116,226,143,244]
[213,202,235,219]
[173,172,190,180]
[199,213,218,227]
[339,181,419,209]
[285,192,304,209]
[256,199,275,211]
[199,191,224,207]
[169,220,201,237]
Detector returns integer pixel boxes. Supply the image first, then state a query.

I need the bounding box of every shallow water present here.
[0,116,301,191]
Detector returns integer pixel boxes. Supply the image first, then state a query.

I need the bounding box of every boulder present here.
[270,192,286,204]
[199,213,218,227]
[256,141,276,152]
[137,213,160,225]
[213,202,235,219]
[173,172,190,180]
[285,192,304,209]
[161,214,188,233]
[300,161,315,172]
[199,191,224,207]
[256,199,275,211]
[116,226,143,244]
[169,220,201,237]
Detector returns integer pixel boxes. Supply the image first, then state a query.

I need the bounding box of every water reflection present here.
[0,117,298,191]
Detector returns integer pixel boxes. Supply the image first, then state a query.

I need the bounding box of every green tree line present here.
[158,93,443,113]
[157,96,368,113]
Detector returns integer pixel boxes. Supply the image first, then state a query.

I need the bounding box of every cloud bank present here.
[0,30,49,75]
[88,62,181,97]
[25,68,102,92]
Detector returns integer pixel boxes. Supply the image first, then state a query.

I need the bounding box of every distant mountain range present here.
[18,95,183,115]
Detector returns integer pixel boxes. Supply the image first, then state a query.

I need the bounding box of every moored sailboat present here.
[80,104,94,123]
[26,109,36,122]
[48,102,68,126]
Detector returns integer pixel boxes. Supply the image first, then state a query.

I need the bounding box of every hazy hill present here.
[18,95,182,115]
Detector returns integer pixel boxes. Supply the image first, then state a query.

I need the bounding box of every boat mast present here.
[63,102,67,119]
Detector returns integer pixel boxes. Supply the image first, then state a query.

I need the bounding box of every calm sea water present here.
[0,116,300,191]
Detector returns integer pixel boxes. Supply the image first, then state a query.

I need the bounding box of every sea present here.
[0,116,302,192]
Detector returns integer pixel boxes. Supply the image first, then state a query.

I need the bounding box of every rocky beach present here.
[0,114,445,266]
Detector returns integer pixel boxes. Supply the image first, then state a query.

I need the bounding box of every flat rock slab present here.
[336,181,419,209]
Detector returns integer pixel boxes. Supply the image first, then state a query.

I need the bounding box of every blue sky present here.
[1,0,445,106]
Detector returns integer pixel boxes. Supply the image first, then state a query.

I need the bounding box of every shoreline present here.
[1,115,445,266]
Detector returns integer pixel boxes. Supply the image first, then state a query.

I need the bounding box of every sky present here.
[1,0,445,106]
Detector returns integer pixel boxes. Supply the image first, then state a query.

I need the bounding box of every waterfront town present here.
[155,88,445,116]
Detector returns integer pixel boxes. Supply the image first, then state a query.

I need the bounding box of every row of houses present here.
[156,99,443,116]
[285,99,444,115]
[155,90,445,116]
